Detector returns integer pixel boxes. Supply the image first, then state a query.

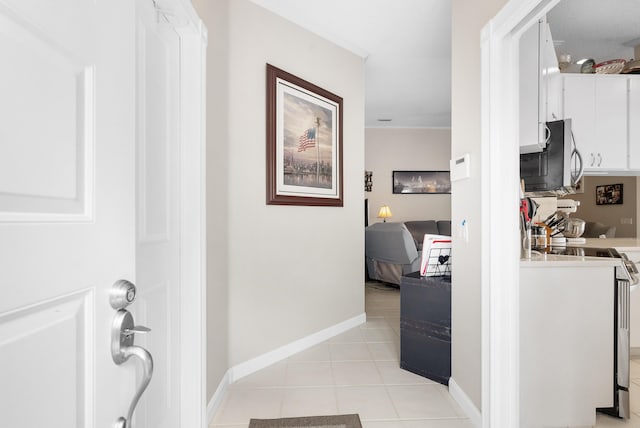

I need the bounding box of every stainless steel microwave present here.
[520,119,583,196]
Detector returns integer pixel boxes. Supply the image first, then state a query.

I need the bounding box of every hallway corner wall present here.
[193,0,366,403]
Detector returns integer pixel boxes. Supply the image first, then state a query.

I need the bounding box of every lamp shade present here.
[377,205,393,222]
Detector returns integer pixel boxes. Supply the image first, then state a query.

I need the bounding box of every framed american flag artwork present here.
[266,64,343,206]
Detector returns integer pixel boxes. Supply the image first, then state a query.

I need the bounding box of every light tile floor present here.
[209,281,640,428]
[209,282,472,428]
[557,359,640,428]
[593,360,640,427]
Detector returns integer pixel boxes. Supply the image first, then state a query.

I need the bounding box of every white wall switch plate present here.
[456,219,469,243]
[450,153,470,181]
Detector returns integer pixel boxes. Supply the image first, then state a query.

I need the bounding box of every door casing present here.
[158,1,208,427]
[480,0,561,427]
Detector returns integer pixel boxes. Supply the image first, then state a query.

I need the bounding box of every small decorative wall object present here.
[365,171,372,192]
[392,171,451,194]
[596,183,623,205]
[266,64,343,207]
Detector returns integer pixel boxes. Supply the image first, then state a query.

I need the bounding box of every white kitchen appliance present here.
[556,198,580,214]
[557,199,586,244]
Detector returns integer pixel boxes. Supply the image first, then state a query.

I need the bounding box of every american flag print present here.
[298,128,316,152]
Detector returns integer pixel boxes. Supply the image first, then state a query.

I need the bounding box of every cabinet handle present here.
[544,124,551,144]
[570,148,584,186]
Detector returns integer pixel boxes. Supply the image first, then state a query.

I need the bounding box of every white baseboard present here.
[206,369,230,424]
[206,313,366,424]
[449,377,482,428]
[228,313,366,382]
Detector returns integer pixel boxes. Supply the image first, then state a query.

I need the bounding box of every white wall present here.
[193,0,230,404]
[451,0,509,411]
[194,0,366,400]
[365,128,451,224]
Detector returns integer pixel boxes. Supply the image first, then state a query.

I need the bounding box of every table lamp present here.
[377,205,393,222]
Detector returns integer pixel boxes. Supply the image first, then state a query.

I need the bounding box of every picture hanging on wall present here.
[392,171,451,194]
[596,183,623,205]
[266,64,343,206]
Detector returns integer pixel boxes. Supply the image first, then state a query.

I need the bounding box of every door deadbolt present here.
[110,279,137,310]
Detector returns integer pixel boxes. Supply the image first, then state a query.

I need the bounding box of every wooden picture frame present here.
[596,183,623,205]
[392,170,451,194]
[266,64,343,206]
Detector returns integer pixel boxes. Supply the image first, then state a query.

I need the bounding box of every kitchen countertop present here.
[579,238,640,250]
[520,252,624,267]
[520,237,640,267]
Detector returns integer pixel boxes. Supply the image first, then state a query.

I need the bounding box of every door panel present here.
[138,17,172,243]
[0,291,92,426]
[0,4,92,219]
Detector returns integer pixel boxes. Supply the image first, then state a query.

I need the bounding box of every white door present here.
[0,0,180,427]
[133,1,181,427]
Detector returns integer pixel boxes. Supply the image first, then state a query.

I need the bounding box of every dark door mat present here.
[248,413,362,428]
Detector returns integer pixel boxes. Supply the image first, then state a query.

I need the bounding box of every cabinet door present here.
[520,265,614,426]
[545,72,562,122]
[630,77,640,170]
[541,21,562,122]
[595,76,627,169]
[563,74,596,164]
[519,21,542,153]
[563,75,627,170]
[519,18,562,154]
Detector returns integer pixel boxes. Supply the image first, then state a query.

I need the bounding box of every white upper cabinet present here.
[541,21,562,123]
[519,20,541,154]
[630,77,640,170]
[562,74,596,162]
[519,16,562,154]
[562,74,628,170]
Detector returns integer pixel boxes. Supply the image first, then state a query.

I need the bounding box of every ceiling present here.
[249,0,452,129]
[547,0,640,64]
[249,0,640,130]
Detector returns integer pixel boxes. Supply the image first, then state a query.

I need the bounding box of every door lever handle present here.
[123,325,151,336]
[114,344,154,428]
[111,309,154,428]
